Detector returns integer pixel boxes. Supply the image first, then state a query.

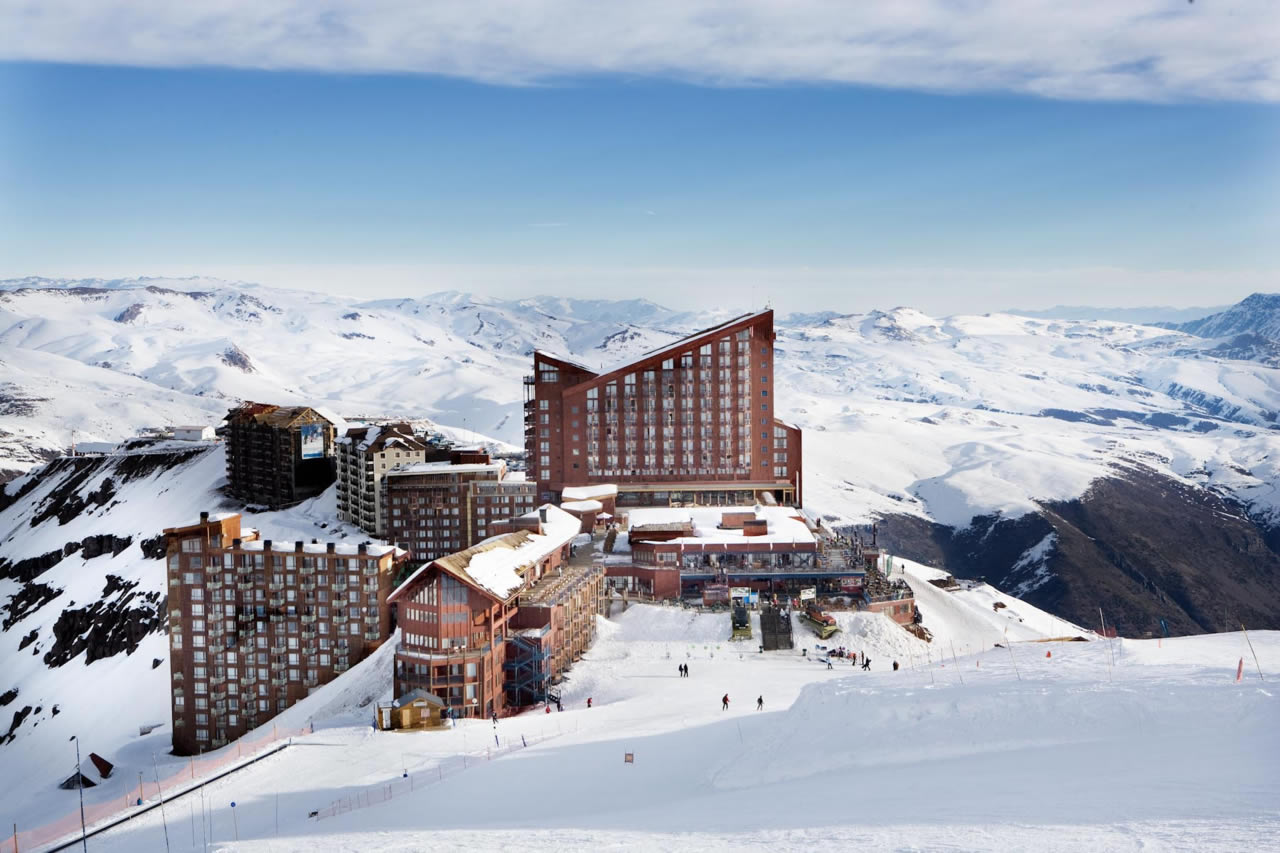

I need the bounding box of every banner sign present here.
[300,423,325,459]
[799,587,816,601]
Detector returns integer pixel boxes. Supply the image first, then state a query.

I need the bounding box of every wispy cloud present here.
[3,0,1277,102]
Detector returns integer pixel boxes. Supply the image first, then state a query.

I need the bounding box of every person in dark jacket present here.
[756,695,764,711]
[893,660,900,671]
[861,657,871,671]
[722,694,730,711]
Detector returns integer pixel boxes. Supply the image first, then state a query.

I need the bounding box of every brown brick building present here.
[335,423,446,536]
[381,449,537,565]
[389,505,602,718]
[164,512,409,755]
[224,403,342,508]
[524,310,802,508]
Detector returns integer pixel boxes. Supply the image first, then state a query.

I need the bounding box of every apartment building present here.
[524,310,802,508]
[389,505,600,718]
[224,403,342,508]
[163,512,409,756]
[380,449,537,565]
[334,423,446,536]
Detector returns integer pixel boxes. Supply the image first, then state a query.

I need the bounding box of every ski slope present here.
[42,587,1275,853]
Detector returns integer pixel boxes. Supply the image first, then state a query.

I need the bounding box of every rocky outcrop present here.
[220,345,255,372]
[870,464,1280,637]
[113,303,145,323]
[140,534,167,559]
[0,548,66,583]
[42,580,166,667]
[2,582,62,631]
[3,705,33,746]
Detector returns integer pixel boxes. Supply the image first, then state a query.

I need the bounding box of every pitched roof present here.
[389,505,581,603]
[393,688,445,708]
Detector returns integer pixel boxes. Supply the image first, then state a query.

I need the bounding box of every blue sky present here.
[2,1,1278,314]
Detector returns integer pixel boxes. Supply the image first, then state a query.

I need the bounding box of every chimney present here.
[358,543,367,554]
[539,507,548,523]
[199,511,209,522]
[295,541,304,552]
[263,539,272,551]
[326,543,336,554]
[232,538,241,548]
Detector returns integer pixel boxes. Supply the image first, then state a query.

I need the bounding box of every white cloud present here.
[3,0,1277,102]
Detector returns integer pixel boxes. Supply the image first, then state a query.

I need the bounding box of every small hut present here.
[376,689,448,731]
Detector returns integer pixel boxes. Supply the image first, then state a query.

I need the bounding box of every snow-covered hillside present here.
[4,277,1280,629]
[22,589,1279,853]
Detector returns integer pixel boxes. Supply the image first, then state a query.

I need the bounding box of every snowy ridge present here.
[5,277,1280,536]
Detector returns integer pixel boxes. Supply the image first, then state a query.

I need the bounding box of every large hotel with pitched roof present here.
[524,309,803,509]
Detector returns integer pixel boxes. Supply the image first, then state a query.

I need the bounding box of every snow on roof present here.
[73,441,118,453]
[237,540,399,557]
[561,499,603,512]
[533,349,596,374]
[309,405,349,434]
[561,484,617,500]
[387,460,504,476]
[393,504,580,602]
[624,505,815,547]
[172,425,212,431]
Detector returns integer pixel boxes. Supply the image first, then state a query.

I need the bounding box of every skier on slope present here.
[862,656,871,671]
[756,695,764,711]
[722,694,730,711]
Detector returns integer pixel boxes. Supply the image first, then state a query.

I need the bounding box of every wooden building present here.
[375,689,447,731]
[389,505,600,719]
[224,403,342,508]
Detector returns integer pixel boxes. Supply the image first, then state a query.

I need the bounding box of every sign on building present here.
[730,586,750,598]
[299,423,325,459]
[799,587,816,601]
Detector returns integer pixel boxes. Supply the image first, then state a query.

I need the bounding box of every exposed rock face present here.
[3,705,33,746]
[870,465,1280,637]
[220,344,255,372]
[113,303,145,323]
[42,580,166,667]
[0,548,67,583]
[2,582,62,631]
[140,534,166,559]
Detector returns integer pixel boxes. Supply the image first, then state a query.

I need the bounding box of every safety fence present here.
[10,722,311,853]
[313,727,561,821]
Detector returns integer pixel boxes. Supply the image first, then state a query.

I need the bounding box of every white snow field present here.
[43,562,1275,853]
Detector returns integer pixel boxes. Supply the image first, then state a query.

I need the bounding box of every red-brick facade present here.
[525,310,802,508]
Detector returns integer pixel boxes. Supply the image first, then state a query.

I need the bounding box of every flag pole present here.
[1241,624,1265,681]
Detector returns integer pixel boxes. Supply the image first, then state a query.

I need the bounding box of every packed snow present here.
[16,584,1274,853]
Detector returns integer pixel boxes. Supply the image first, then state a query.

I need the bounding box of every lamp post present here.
[73,735,87,852]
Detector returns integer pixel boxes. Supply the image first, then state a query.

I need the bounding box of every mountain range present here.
[3,276,1280,641]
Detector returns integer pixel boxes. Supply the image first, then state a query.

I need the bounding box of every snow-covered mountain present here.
[4,276,1280,633]
[1161,292,1280,341]
[1009,303,1226,325]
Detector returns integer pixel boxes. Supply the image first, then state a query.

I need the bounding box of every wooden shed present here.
[377,689,448,731]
